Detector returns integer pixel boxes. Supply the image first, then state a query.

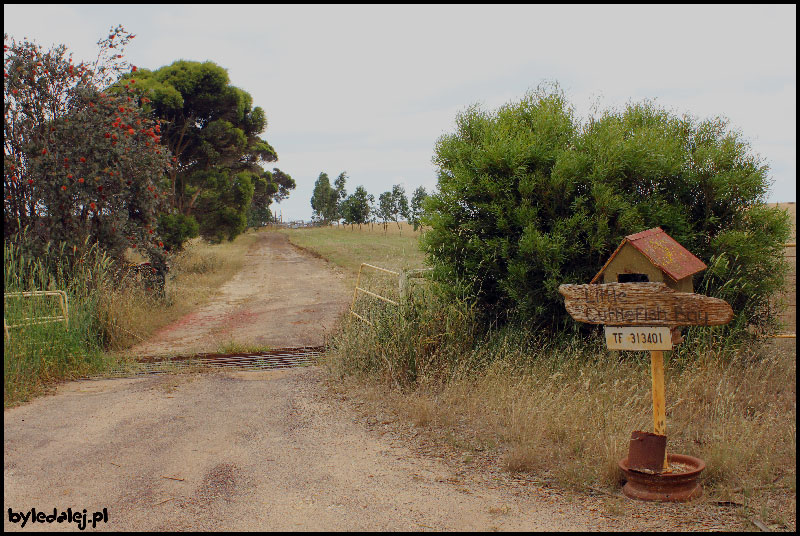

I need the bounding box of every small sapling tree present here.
[409,186,428,231]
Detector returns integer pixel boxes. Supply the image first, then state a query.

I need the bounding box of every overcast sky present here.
[5,4,796,220]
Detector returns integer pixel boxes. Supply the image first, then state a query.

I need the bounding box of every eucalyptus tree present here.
[119,60,282,244]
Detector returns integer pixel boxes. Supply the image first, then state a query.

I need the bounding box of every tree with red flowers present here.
[4,27,172,281]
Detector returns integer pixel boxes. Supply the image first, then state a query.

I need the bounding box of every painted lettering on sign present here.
[583,304,710,325]
[604,326,673,351]
[558,283,734,327]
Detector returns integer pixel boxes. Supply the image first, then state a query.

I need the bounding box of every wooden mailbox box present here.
[590,227,706,293]
[592,227,707,346]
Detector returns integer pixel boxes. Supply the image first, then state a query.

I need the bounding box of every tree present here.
[192,169,254,242]
[409,186,428,231]
[391,184,410,229]
[311,172,333,223]
[377,191,394,231]
[4,27,172,280]
[310,170,347,223]
[423,85,791,334]
[248,168,295,227]
[118,60,279,244]
[340,185,374,225]
[334,172,347,206]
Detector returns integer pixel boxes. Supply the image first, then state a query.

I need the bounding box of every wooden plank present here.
[650,350,668,470]
[604,326,673,350]
[558,283,733,326]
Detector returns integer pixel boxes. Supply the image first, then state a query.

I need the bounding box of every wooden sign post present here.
[559,282,733,470]
[650,350,666,444]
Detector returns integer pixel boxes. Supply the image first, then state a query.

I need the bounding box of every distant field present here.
[280,222,427,275]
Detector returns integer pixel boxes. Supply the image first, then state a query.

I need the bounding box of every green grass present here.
[4,240,118,405]
[280,222,426,275]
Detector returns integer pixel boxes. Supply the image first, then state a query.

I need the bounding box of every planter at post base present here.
[619,453,705,502]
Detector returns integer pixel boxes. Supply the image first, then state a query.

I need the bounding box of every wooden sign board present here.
[605,326,673,351]
[558,282,733,327]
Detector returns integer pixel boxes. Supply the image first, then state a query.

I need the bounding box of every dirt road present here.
[132,231,352,356]
[3,231,745,531]
[4,367,614,531]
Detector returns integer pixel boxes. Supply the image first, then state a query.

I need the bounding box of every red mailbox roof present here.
[591,227,707,283]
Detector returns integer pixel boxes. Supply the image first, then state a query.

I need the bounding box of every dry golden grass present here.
[329,220,426,236]
[326,337,795,528]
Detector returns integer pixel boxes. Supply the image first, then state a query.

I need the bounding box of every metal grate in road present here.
[85,346,326,379]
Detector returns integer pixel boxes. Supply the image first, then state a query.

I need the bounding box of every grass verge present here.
[100,230,262,350]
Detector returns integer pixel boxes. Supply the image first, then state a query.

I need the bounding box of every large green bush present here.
[422,86,791,334]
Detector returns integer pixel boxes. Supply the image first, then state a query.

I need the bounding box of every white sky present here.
[5,4,796,220]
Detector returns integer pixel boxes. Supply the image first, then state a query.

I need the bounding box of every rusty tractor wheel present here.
[619,453,705,502]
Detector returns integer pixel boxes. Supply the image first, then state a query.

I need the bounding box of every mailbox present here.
[590,227,706,293]
[589,227,708,344]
